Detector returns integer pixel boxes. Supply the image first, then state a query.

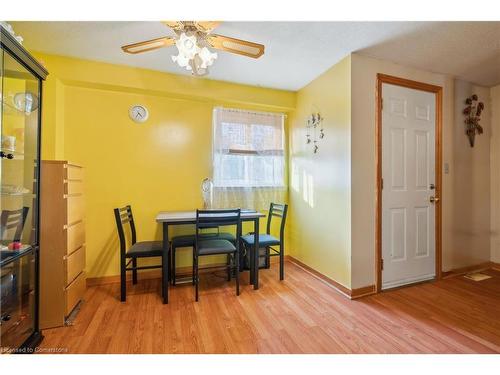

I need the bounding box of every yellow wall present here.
[34,50,494,285]
[288,55,352,288]
[35,52,295,278]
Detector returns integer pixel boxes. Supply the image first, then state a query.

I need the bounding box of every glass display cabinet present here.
[0,25,48,353]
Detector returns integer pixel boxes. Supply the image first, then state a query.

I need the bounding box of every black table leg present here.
[253,217,260,290]
[162,222,169,304]
[249,220,255,285]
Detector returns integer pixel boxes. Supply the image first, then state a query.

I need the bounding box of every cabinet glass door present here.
[1,49,40,249]
[0,48,40,351]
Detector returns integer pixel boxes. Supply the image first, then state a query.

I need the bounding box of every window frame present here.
[212,107,286,189]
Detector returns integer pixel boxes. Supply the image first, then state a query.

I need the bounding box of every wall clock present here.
[129,105,149,123]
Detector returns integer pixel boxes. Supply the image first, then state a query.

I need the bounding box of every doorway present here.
[375,74,443,291]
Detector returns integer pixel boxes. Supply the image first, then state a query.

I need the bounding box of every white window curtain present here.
[211,107,286,211]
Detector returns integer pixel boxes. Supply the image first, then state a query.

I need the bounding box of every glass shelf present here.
[0,147,24,154]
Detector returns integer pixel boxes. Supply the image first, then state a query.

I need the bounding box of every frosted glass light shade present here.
[171,32,218,74]
[175,33,199,59]
[199,47,218,69]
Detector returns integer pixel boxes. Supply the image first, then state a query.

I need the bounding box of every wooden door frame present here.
[375,73,443,292]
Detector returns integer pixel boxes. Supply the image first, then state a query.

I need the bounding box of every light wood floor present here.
[40,261,500,353]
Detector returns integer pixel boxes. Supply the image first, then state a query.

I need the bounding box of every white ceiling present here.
[10,21,500,91]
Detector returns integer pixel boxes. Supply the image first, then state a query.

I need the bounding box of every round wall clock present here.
[129,105,149,123]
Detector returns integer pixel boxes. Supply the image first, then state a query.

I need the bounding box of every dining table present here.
[156,209,266,304]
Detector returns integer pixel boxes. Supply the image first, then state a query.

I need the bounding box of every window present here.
[213,107,285,188]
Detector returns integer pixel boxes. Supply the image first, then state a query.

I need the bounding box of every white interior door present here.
[381,83,436,290]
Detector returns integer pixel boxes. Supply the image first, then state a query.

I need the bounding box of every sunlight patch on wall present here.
[307,173,315,208]
[291,161,300,192]
[301,168,315,208]
[302,169,308,203]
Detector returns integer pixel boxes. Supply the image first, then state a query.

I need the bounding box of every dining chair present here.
[170,227,235,286]
[0,207,29,244]
[241,203,288,280]
[113,205,164,302]
[194,209,241,302]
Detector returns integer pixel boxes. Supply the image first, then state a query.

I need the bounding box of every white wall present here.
[452,80,491,268]
[490,85,500,263]
[351,53,458,288]
[350,54,496,288]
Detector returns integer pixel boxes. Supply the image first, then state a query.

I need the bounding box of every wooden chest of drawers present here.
[40,161,86,329]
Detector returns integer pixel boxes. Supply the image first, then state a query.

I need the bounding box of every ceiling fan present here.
[121,21,265,76]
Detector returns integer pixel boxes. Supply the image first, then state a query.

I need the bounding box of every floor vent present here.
[464,273,492,282]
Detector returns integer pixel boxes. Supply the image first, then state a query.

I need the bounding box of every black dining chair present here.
[170,226,236,285]
[194,209,241,302]
[113,205,164,302]
[241,203,288,280]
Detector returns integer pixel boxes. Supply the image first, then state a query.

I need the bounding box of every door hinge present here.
[381,98,383,110]
[381,178,383,190]
[381,259,384,271]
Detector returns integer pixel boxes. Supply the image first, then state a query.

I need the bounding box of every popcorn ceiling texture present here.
[11,21,500,91]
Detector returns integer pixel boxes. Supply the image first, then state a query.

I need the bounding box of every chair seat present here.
[126,241,163,258]
[197,239,236,256]
[203,232,236,243]
[172,232,235,248]
[241,233,281,247]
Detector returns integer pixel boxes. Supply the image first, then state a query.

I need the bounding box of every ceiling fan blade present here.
[207,34,264,58]
[193,21,221,33]
[121,36,175,54]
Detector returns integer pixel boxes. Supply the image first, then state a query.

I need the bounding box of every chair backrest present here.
[195,208,241,250]
[113,205,137,255]
[266,203,288,242]
[0,207,29,242]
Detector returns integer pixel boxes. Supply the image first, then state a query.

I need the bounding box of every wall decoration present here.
[306,112,324,153]
[463,94,484,147]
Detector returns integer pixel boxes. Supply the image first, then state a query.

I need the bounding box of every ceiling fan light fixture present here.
[175,32,199,59]
[171,32,218,75]
[191,55,207,76]
[122,21,265,77]
[171,53,190,68]
[199,47,218,69]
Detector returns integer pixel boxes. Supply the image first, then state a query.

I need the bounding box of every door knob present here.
[430,196,440,204]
